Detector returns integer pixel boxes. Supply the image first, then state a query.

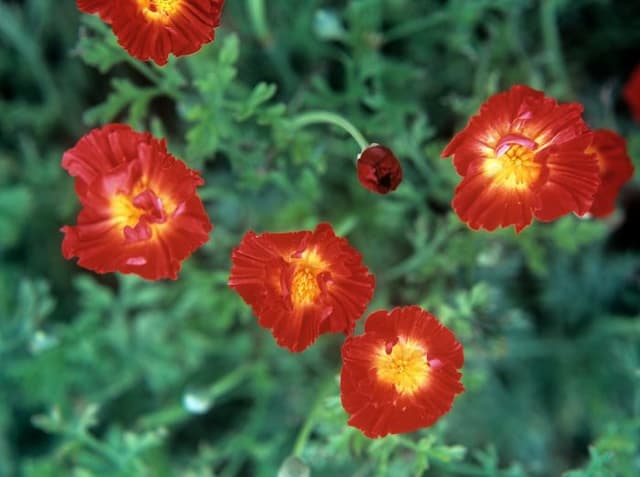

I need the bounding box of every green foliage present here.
[1,0,640,476]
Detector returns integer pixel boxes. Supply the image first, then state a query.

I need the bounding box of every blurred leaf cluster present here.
[1,0,640,476]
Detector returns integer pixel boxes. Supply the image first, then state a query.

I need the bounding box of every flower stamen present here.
[137,0,182,22]
[483,137,542,191]
[375,340,429,396]
[291,266,321,307]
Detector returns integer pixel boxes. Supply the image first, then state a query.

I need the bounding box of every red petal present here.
[534,133,600,221]
[588,129,635,218]
[62,124,159,197]
[76,0,115,22]
[451,160,539,233]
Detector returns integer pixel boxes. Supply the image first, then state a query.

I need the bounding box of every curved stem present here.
[124,54,164,86]
[290,111,369,151]
[136,365,255,430]
[208,364,253,397]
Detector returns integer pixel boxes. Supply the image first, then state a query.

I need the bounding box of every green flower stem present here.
[137,365,255,430]
[290,111,369,152]
[540,0,572,97]
[292,373,337,458]
[209,363,254,396]
[123,55,164,86]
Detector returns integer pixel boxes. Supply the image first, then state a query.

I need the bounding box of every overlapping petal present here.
[77,0,115,22]
[587,129,635,217]
[62,124,160,196]
[341,306,464,438]
[228,223,375,352]
[442,85,599,232]
[61,124,212,280]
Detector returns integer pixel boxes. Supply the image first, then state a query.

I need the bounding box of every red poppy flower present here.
[340,306,464,438]
[623,65,640,122]
[228,223,375,352]
[357,144,403,194]
[587,129,635,218]
[61,124,212,280]
[77,0,225,66]
[441,85,600,232]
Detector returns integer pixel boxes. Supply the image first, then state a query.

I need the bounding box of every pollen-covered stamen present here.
[291,266,321,307]
[282,248,331,309]
[483,134,542,190]
[375,340,430,396]
[137,0,182,22]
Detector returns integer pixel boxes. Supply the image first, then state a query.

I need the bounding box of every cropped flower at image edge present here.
[228,223,375,352]
[341,306,464,438]
[76,0,225,65]
[61,124,213,280]
[623,65,640,122]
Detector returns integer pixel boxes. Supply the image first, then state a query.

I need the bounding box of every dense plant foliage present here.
[1,1,639,476]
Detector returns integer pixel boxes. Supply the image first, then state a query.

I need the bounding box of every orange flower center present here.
[137,0,182,22]
[291,266,321,307]
[374,340,429,396]
[284,249,330,309]
[484,135,542,190]
[110,188,169,242]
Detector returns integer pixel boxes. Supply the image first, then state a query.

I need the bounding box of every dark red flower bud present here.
[356,144,403,194]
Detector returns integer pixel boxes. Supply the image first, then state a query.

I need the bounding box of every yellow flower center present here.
[483,142,542,191]
[110,194,146,229]
[137,0,182,22]
[291,266,321,307]
[374,340,429,396]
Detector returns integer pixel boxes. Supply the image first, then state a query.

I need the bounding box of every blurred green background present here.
[1,0,640,475]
